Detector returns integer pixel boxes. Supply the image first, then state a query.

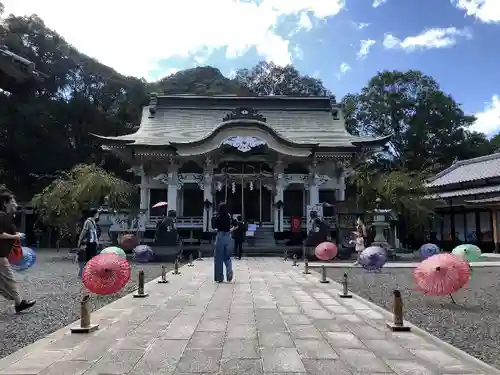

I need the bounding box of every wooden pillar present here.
[492,209,499,253]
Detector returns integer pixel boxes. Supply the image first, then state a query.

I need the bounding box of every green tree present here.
[31,164,135,240]
[342,70,493,174]
[235,61,331,97]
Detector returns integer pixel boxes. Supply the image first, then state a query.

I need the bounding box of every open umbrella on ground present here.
[419,243,440,259]
[11,247,36,272]
[452,244,482,262]
[133,245,154,263]
[120,234,139,251]
[359,246,387,271]
[82,253,131,295]
[315,242,338,261]
[413,253,470,304]
[101,246,126,258]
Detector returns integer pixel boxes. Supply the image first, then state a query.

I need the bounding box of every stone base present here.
[386,321,411,332]
[338,292,353,298]
[319,279,330,284]
[70,324,99,334]
[133,292,149,298]
[157,279,169,284]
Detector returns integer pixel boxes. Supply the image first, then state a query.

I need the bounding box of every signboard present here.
[306,204,323,232]
[247,224,257,232]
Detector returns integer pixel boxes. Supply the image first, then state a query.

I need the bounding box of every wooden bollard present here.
[172,258,181,275]
[188,253,194,267]
[133,270,149,298]
[196,248,203,261]
[338,273,352,298]
[292,254,298,267]
[387,290,411,332]
[302,245,306,261]
[284,250,288,261]
[157,265,169,284]
[319,265,329,283]
[303,258,311,274]
[71,295,99,333]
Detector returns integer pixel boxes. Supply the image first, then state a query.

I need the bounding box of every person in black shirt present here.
[232,215,246,260]
[0,192,36,313]
[213,202,234,283]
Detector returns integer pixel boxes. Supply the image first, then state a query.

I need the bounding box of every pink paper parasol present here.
[82,253,131,295]
[120,233,139,251]
[413,253,470,304]
[152,201,168,208]
[315,242,338,261]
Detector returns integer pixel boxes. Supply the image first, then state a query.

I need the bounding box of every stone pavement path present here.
[0,258,496,375]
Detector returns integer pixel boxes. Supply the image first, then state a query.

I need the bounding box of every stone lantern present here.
[371,197,391,249]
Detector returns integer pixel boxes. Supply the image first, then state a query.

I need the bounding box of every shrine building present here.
[92,94,389,244]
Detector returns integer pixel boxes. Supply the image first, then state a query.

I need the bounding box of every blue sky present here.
[3,0,500,135]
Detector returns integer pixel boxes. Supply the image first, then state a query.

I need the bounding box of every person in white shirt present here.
[350,229,365,266]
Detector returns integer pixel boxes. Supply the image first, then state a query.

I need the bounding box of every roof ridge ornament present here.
[222,107,267,123]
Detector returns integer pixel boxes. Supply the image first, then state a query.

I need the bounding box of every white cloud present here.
[292,45,304,60]
[452,0,500,23]
[357,39,376,59]
[373,0,388,8]
[354,22,370,30]
[1,0,345,80]
[471,95,500,135]
[336,62,350,79]
[383,27,472,51]
[298,12,313,31]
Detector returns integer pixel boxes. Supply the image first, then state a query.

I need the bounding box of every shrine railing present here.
[148,216,203,229]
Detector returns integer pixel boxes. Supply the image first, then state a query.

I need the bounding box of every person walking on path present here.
[0,191,36,313]
[350,229,365,266]
[76,209,100,277]
[213,202,234,283]
[232,215,246,260]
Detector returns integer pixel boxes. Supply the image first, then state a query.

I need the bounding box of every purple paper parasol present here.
[359,246,387,271]
[133,245,154,263]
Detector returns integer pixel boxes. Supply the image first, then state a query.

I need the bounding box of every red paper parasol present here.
[120,233,139,251]
[82,253,131,295]
[413,253,470,304]
[315,242,338,261]
[152,201,168,208]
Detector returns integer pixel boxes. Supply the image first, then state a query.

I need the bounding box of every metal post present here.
[387,290,411,331]
[188,253,194,267]
[197,248,203,261]
[283,249,288,261]
[292,254,298,267]
[319,265,329,283]
[303,258,311,274]
[71,295,99,333]
[133,270,149,298]
[158,265,169,284]
[338,273,352,298]
[173,258,181,275]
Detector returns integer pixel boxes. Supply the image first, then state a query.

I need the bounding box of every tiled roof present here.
[426,184,500,199]
[426,153,500,188]
[92,99,389,149]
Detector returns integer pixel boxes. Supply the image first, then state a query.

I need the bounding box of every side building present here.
[426,152,500,252]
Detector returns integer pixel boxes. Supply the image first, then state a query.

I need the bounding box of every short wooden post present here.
[292,254,298,267]
[319,265,329,283]
[157,265,169,284]
[338,273,352,298]
[71,295,99,333]
[303,258,311,274]
[188,253,194,267]
[387,290,411,332]
[133,270,149,298]
[284,250,288,261]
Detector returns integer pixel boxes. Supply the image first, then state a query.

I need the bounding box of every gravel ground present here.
[0,250,174,359]
[325,266,500,369]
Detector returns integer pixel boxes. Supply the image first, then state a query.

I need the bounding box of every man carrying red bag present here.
[0,191,35,313]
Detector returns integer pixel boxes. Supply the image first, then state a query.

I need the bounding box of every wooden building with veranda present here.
[426,152,500,253]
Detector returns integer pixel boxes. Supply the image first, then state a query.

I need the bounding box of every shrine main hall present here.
[92,94,389,242]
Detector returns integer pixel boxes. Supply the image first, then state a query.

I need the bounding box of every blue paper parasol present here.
[11,247,37,272]
[359,246,387,271]
[133,245,154,263]
[419,243,440,259]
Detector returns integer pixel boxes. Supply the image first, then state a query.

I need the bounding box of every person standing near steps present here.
[76,209,100,277]
[213,202,234,283]
[0,191,36,313]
